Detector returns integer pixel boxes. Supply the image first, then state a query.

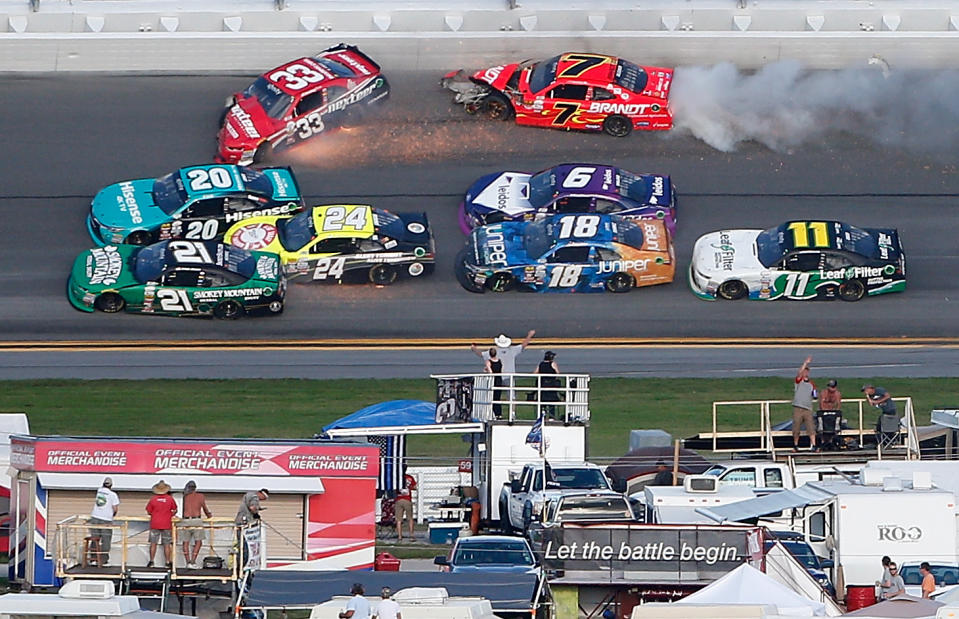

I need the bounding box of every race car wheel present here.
[369,264,398,286]
[839,280,866,302]
[606,272,634,293]
[125,230,152,246]
[484,93,513,121]
[94,292,125,313]
[268,300,284,314]
[603,115,633,138]
[718,280,748,300]
[252,142,273,165]
[486,273,515,293]
[213,300,244,320]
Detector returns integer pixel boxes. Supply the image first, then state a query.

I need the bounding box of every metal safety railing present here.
[704,397,919,459]
[431,372,590,425]
[55,516,246,581]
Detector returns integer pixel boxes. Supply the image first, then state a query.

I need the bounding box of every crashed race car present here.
[216,44,390,165]
[441,52,672,136]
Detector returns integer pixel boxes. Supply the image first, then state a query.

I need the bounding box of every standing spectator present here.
[339,583,371,619]
[863,384,899,443]
[484,347,505,420]
[877,555,893,592]
[792,356,817,452]
[145,480,177,568]
[373,587,402,619]
[394,467,416,541]
[881,562,906,599]
[921,562,936,598]
[181,480,212,569]
[535,351,561,419]
[650,461,674,486]
[819,379,842,411]
[89,477,119,566]
[471,331,535,417]
[235,488,269,567]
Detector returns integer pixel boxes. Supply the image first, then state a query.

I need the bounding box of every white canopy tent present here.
[673,563,828,616]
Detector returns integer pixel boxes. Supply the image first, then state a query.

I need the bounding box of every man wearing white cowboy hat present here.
[145,480,177,568]
[470,330,535,374]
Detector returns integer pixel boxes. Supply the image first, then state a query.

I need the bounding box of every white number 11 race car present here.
[688,220,906,302]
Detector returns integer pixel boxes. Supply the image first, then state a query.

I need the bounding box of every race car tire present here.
[94,293,125,313]
[213,300,244,320]
[455,249,486,293]
[486,272,515,293]
[125,230,153,246]
[369,264,398,286]
[603,115,633,138]
[252,142,273,165]
[606,272,634,293]
[484,93,514,121]
[718,280,748,300]
[268,300,284,314]
[839,280,866,302]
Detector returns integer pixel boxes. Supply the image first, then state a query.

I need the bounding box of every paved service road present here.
[1,72,957,342]
[1,345,957,380]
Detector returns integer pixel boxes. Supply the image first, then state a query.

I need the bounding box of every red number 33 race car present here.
[441,52,673,137]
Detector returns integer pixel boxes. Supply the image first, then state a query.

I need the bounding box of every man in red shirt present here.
[394,468,416,541]
[145,480,177,568]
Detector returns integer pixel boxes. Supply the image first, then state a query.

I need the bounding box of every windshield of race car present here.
[528,170,558,208]
[528,55,561,93]
[373,209,404,239]
[615,59,649,93]
[277,209,315,251]
[756,222,882,267]
[152,173,188,215]
[523,220,554,260]
[244,77,293,120]
[615,219,646,249]
[617,171,653,201]
[133,242,256,283]
[237,168,274,197]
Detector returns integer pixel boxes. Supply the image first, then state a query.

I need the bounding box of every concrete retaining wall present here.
[2,1,959,71]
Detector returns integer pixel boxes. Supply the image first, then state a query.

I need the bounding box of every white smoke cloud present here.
[669,60,959,156]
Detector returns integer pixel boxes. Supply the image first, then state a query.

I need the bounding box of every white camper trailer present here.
[639,476,757,524]
[308,588,498,619]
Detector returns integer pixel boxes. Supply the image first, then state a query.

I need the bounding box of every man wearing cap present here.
[89,477,119,566]
[863,384,899,442]
[373,587,402,619]
[339,583,371,619]
[792,356,817,452]
[181,481,212,570]
[145,480,177,568]
[819,379,842,411]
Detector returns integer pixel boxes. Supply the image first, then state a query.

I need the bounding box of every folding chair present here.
[875,413,901,450]
[377,497,397,538]
[816,410,842,451]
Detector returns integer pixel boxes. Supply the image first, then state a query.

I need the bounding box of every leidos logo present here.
[877,524,922,542]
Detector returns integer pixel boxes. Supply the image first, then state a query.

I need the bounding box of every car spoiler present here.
[264,165,304,203]
[320,43,382,72]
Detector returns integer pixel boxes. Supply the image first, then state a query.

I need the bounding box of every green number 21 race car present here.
[68,240,286,319]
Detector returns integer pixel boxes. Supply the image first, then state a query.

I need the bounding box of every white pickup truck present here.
[703,460,859,494]
[498,462,613,532]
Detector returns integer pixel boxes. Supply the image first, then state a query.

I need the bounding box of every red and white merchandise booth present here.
[8,435,379,587]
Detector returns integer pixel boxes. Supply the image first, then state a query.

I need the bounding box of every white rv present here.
[639,476,758,524]
[308,588,498,619]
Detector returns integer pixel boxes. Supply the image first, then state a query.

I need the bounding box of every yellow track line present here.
[1,337,959,351]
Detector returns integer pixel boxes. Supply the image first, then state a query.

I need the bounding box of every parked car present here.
[527,491,639,548]
[899,561,959,597]
[434,535,538,574]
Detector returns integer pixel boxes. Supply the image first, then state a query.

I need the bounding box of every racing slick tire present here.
[125,230,153,246]
[839,280,866,302]
[94,292,125,313]
[484,93,514,121]
[603,115,633,138]
[268,300,284,314]
[486,272,515,293]
[213,300,244,320]
[717,280,748,300]
[369,264,398,286]
[606,272,634,293]
[252,142,274,165]
[455,248,486,293]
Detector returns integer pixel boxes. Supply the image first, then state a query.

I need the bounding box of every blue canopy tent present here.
[322,400,484,495]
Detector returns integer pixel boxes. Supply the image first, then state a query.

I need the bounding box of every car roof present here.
[261,57,341,94]
[309,205,377,240]
[556,53,618,84]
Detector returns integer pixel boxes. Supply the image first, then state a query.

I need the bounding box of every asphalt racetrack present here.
[1,71,958,343]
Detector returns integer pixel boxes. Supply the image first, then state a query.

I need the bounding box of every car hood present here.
[450,565,537,574]
[691,229,764,277]
[466,172,533,216]
[69,245,142,291]
[470,222,528,267]
[221,96,275,148]
[90,179,169,230]
[470,63,519,91]
[224,216,289,254]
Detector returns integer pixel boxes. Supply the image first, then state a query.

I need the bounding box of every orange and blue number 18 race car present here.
[441,52,672,137]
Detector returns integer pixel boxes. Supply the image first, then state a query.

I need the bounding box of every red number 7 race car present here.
[441,52,672,137]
